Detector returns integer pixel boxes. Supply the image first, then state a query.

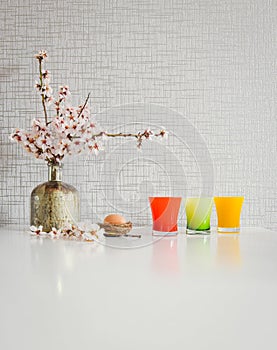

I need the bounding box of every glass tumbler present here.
[149,197,182,236]
[214,196,244,233]
[185,197,213,235]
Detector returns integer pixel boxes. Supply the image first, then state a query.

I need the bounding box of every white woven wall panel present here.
[0,0,276,228]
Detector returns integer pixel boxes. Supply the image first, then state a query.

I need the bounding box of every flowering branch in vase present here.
[11,50,167,165]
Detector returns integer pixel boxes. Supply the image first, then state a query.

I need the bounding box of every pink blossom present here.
[35,50,47,60]
[30,225,47,235]
[11,50,168,165]
[49,227,61,238]
[144,129,154,139]
[42,70,50,79]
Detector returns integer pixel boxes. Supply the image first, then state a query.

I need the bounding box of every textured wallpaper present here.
[0,0,276,228]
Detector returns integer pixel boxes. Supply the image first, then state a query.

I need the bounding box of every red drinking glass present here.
[149,197,182,236]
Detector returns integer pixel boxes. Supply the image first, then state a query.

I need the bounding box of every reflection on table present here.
[184,235,212,269]
[216,234,241,267]
[152,236,179,275]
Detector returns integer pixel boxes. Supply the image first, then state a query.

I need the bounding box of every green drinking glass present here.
[185,197,213,235]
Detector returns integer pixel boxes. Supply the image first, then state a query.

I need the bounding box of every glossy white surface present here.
[0,227,277,349]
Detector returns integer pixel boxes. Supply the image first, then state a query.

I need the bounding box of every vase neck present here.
[48,164,62,182]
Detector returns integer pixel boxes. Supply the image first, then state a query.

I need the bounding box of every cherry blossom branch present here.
[77,92,90,118]
[104,131,165,138]
[30,223,102,241]
[91,129,167,148]
[69,129,167,149]
[38,58,48,125]
[11,51,168,165]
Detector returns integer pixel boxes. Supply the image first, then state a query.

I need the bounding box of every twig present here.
[77,92,91,118]
[104,132,138,138]
[38,59,48,125]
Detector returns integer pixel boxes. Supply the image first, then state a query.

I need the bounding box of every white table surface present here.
[0,226,276,350]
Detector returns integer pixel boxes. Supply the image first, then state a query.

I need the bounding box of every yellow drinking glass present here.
[214,197,244,233]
